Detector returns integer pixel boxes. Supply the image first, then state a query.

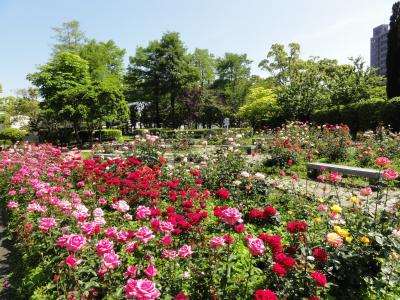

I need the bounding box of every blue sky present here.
[0,0,394,96]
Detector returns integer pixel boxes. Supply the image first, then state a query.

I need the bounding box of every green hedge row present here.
[133,128,251,139]
[39,129,122,145]
[311,97,400,134]
[78,129,122,142]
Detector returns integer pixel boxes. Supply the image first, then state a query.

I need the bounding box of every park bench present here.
[307,162,381,185]
[93,153,120,159]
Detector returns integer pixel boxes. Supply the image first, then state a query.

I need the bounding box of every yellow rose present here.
[339,229,349,238]
[360,236,370,245]
[345,236,353,243]
[331,205,342,213]
[333,226,341,233]
[349,196,359,204]
[313,217,322,224]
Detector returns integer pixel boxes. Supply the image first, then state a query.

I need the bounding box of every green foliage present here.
[95,129,122,141]
[52,20,87,53]
[237,86,278,129]
[387,2,400,99]
[311,98,400,135]
[0,128,27,142]
[189,48,216,87]
[79,39,126,82]
[213,53,252,122]
[133,128,250,139]
[126,32,199,128]
[260,44,386,122]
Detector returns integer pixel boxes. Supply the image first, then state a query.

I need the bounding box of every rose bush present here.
[0,142,399,299]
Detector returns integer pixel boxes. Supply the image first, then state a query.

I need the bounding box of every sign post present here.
[223,118,230,131]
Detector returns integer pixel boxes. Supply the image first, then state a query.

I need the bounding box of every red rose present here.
[272,263,286,277]
[215,189,230,199]
[274,253,296,268]
[253,289,278,300]
[264,206,277,217]
[234,223,246,233]
[310,271,327,287]
[313,247,328,263]
[287,221,308,234]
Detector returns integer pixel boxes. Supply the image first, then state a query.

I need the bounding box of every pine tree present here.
[387,1,400,99]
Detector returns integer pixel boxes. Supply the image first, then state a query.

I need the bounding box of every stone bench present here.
[307,162,381,185]
[93,153,120,159]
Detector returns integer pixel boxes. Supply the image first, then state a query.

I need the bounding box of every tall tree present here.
[52,20,87,53]
[79,40,126,82]
[387,1,400,99]
[259,43,301,85]
[237,86,278,130]
[126,32,198,128]
[27,52,92,137]
[189,48,216,87]
[213,53,252,121]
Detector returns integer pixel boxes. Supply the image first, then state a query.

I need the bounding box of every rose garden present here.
[0,123,399,299]
[1,2,400,299]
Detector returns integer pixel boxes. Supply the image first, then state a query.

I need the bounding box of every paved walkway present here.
[272,176,399,212]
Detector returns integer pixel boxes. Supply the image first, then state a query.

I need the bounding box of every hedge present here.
[133,128,251,139]
[311,98,400,134]
[95,129,122,141]
[0,128,28,143]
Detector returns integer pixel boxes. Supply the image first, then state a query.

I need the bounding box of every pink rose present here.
[104,227,118,239]
[65,254,82,268]
[383,169,398,181]
[102,251,121,269]
[328,172,342,183]
[162,249,177,259]
[210,237,225,249]
[136,205,152,220]
[159,221,174,233]
[125,241,138,253]
[221,207,243,225]
[317,204,328,214]
[178,245,193,258]
[360,186,372,196]
[112,200,130,213]
[95,239,114,256]
[246,235,265,256]
[135,226,155,244]
[326,232,343,248]
[124,265,138,278]
[144,264,158,277]
[98,197,107,205]
[38,217,57,232]
[7,201,19,209]
[125,279,161,300]
[66,234,87,252]
[80,221,100,237]
[375,156,391,167]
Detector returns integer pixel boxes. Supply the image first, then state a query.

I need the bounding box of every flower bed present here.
[1,144,399,299]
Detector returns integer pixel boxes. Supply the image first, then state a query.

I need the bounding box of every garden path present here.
[273,176,399,213]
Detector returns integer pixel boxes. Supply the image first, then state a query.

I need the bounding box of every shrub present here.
[311,98,394,135]
[0,128,28,143]
[94,129,122,141]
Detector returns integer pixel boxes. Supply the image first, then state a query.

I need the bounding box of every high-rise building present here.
[370,24,389,76]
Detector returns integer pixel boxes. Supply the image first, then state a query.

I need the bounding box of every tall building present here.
[370,24,389,76]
